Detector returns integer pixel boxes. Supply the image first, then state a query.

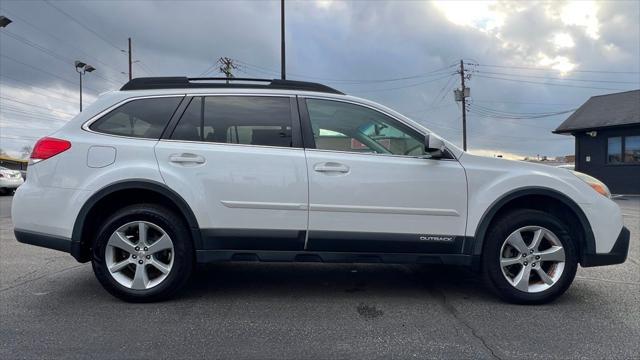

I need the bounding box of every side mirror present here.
[424,134,445,159]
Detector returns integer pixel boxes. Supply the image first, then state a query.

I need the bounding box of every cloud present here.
[1,0,638,160]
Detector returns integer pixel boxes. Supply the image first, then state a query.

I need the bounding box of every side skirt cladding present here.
[199,228,472,266]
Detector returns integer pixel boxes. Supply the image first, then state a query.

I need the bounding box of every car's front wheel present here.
[483,209,578,304]
[91,204,194,302]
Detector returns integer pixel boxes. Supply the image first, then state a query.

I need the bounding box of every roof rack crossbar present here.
[120,76,344,95]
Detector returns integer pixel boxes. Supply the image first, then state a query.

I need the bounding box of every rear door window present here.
[89,97,182,139]
[171,96,293,147]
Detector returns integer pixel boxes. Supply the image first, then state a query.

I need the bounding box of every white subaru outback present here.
[12,77,629,303]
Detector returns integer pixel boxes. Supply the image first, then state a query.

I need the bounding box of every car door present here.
[300,97,468,254]
[155,95,309,251]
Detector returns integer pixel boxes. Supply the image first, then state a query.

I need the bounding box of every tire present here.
[91,204,194,302]
[482,209,577,304]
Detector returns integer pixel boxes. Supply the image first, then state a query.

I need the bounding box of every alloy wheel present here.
[499,226,566,293]
[105,221,174,290]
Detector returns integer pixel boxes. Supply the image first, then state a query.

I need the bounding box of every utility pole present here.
[281,0,286,80]
[460,60,467,151]
[217,57,238,83]
[128,37,132,80]
[454,60,471,151]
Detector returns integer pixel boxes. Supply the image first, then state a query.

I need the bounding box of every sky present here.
[1,0,639,160]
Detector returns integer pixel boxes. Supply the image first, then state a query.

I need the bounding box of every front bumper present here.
[581,226,630,267]
[0,178,24,189]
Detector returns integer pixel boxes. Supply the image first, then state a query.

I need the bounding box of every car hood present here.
[459,153,577,180]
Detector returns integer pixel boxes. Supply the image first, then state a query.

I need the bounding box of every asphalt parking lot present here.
[0,194,638,360]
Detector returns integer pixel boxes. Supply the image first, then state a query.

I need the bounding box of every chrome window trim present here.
[304,148,458,161]
[158,138,304,152]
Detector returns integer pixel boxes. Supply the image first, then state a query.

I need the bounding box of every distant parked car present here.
[0,166,24,194]
[556,164,575,171]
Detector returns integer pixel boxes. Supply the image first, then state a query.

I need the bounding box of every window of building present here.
[624,136,640,163]
[90,97,182,139]
[607,137,622,163]
[171,96,292,147]
[306,99,426,156]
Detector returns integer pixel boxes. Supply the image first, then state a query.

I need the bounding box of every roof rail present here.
[120,77,345,95]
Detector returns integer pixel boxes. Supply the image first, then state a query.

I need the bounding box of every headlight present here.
[571,171,611,198]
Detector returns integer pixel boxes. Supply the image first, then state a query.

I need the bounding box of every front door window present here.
[306,98,426,156]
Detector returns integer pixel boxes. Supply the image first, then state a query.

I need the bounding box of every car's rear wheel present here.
[91,204,193,302]
[483,209,577,304]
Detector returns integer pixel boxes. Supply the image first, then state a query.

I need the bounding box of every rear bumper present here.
[581,226,630,267]
[14,229,84,261]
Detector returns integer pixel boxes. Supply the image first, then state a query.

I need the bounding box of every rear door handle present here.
[313,162,350,173]
[169,153,206,164]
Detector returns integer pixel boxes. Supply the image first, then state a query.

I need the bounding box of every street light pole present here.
[79,70,83,112]
[74,61,95,112]
[281,0,286,80]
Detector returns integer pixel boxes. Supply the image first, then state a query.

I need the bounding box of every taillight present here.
[30,137,71,163]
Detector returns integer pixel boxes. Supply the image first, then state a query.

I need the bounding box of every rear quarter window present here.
[89,97,182,139]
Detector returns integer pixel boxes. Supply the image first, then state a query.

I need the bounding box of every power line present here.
[474,74,628,91]
[0,104,71,121]
[0,76,78,105]
[429,74,457,109]
[420,118,567,141]
[469,113,555,130]
[1,108,69,122]
[0,96,76,117]
[235,58,458,84]
[477,70,639,84]
[0,9,127,80]
[1,54,102,93]
[1,30,121,87]
[43,0,124,53]
[135,60,154,76]
[474,63,640,74]
[468,104,575,120]
[472,99,578,106]
[353,74,454,93]
[470,103,577,117]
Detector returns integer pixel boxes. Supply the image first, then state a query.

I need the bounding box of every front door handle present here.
[313,162,350,173]
[169,153,206,164]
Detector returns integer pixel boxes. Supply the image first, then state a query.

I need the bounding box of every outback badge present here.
[419,235,455,242]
